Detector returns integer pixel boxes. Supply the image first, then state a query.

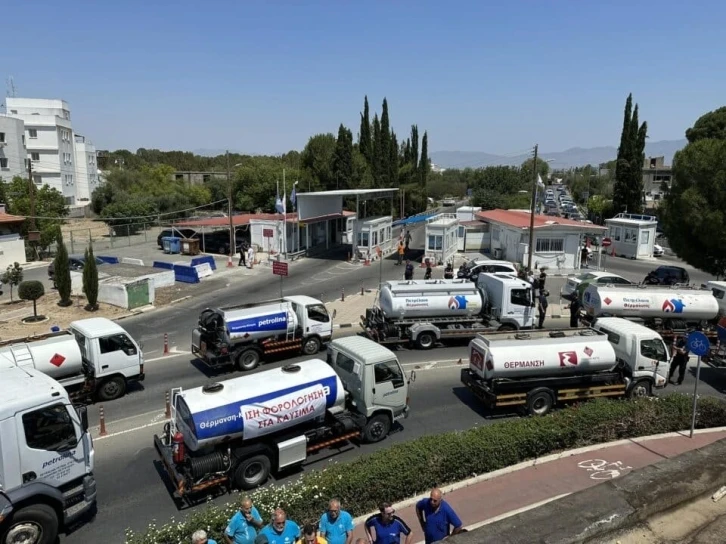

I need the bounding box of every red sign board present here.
[263,229,274,238]
[272,261,289,277]
[601,237,612,247]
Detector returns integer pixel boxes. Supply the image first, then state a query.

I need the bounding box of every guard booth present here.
[604,213,658,259]
[424,213,459,265]
[355,216,393,261]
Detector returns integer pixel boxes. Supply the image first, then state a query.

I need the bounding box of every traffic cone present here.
[227,255,234,268]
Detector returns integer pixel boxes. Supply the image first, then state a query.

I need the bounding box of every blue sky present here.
[3,1,724,155]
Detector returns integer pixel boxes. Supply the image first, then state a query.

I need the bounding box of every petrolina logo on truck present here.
[448,296,468,310]
[228,312,288,333]
[662,299,686,313]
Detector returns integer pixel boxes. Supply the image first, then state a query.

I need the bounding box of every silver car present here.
[561,271,633,298]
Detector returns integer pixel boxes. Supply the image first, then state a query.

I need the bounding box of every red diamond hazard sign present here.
[49,353,66,367]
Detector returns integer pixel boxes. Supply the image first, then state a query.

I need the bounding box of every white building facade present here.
[5,97,99,205]
[0,115,27,182]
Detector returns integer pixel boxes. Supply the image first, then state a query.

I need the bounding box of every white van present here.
[707,281,726,315]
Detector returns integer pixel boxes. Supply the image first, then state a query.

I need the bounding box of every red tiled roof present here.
[0,212,26,224]
[476,209,606,230]
[174,210,356,228]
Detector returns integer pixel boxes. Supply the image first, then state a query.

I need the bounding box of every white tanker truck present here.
[581,284,720,343]
[156,336,410,500]
[0,317,144,402]
[461,317,669,416]
[362,274,535,349]
[192,296,333,371]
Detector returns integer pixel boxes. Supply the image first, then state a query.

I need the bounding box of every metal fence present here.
[60,223,165,255]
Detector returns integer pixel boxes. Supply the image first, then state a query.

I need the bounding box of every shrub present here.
[1,262,24,302]
[54,230,72,307]
[18,280,45,318]
[125,394,726,544]
[83,245,99,310]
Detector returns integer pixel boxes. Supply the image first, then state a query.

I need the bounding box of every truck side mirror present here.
[332,309,337,319]
[409,370,416,383]
[76,405,89,432]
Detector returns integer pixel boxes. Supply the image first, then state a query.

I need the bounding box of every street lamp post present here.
[526,152,554,271]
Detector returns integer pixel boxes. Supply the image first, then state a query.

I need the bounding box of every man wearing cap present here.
[225,496,264,544]
[415,488,463,544]
[364,503,412,544]
[319,498,354,544]
[260,508,301,544]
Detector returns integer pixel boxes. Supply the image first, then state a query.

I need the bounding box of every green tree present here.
[300,134,337,191]
[359,96,372,164]
[371,114,383,187]
[1,262,23,302]
[613,94,648,213]
[419,131,430,188]
[83,245,99,311]
[100,198,158,233]
[332,124,354,190]
[388,130,399,188]
[378,99,391,185]
[54,231,73,307]
[520,156,550,184]
[18,280,45,320]
[685,106,726,143]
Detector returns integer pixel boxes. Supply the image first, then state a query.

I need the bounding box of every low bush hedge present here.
[125,394,726,544]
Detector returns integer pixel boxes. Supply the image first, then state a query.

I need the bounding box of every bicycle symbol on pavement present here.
[577,459,633,480]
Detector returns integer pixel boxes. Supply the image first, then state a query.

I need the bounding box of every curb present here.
[115,305,156,321]
[351,426,726,526]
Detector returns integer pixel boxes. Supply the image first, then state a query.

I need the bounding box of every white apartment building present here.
[73,134,98,202]
[5,97,100,205]
[0,115,27,182]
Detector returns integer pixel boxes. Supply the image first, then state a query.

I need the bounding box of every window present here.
[372,230,378,246]
[23,404,76,452]
[203,174,211,183]
[510,288,531,307]
[374,360,405,389]
[99,334,137,356]
[640,339,668,362]
[175,174,184,181]
[10,109,17,114]
[624,228,636,244]
[712,288,725,300]
[29,129,37,139]
[306,304,330,323]
[22,135,25,146]
[386,226,391,241]
[31,152,40,161]
[611,227,621,241]
[641,230,650,244]
[428,234,443,250]
[358,231,369,247]
[336,352,356,374]
[492,227,500,242]
[535,238,564,252]
[0,158,7,168]
[458,226,465,238]
[0,132,5,143]
[599,328,621,345]
[177,398,197,439]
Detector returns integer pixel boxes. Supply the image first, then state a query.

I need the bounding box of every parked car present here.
[48,255,107,287]
[458,259,518,282]
[561,271,633,298]
[653,244,664,257]
[200,228,250,255]
[157,228,199,248]
[644,265,689,286]
[442,197,457,206]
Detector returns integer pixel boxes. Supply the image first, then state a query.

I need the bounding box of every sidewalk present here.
[348,428,726,544]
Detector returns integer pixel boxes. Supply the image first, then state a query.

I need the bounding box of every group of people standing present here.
[191,488,465,544]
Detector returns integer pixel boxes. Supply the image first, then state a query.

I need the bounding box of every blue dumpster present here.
[162,236,181,254]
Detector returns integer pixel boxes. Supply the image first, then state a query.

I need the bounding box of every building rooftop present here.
[174,210,355,228]
[0,208,26,224]
[477,209,606,230]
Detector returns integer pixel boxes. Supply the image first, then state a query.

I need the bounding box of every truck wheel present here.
[1,503,58,544]
[362,414,391,443]
[97,376,126,401]
[237,349,260,371]
[232,454,271,490]
[628,380,652,398]
[415,332,436,350]
[527,389,554,416]
[302,337,321,355]
[498,324,516,332]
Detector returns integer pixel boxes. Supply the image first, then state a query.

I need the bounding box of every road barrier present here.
[165,391,171,419]
[99,405,107,437]
[341,288,345,302]
[163,333,169,355]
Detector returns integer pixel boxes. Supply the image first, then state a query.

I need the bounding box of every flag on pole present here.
[290,185,297,208]
[537,174,545,188]
[275,181,284,214]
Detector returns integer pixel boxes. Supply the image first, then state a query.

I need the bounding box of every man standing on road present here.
[669,334,690,385]
[319,498,354,544]
[404,230,412,251]
[404,260,414,281]
[415,488,464,544]
[537,290,549,329]
[239,242,248,267]
[260,508,301,544]
[225,496,263,544]
[569,295,581,328]
[365,503,412,544]
[397,241,405,265]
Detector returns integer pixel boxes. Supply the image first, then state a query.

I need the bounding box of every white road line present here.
[94,419,169,441]
[145,350,191,362]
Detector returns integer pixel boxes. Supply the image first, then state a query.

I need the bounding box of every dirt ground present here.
[0,291,130,340]
[61,218,110,240]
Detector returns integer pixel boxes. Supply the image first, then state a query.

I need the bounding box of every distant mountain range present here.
[430,139,687,170]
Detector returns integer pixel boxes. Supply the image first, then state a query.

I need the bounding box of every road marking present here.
[145,349,191,362]
[94,419,169,441]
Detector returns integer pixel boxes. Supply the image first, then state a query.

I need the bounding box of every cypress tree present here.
[411,125,419,167]
[371,114,382,187]
[379,99,391,185]
[389,130,399,187]
[83,244,99,311]
[333,124,354,190]
[54,231,73,307]
[419,131,430,187]
[613,94,648,213]
[613,94,633,213]
[359,96,372,164]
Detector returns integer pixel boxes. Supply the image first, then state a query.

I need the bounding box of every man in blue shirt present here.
[225,497,264,544]
[415,488,463,544]
[319,498,354,544]
[365,503,412,544]
[260,508,301,544]
[193,529,218,544]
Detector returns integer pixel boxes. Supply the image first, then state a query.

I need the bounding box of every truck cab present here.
[477,273,535,330]
[69,318,145,400]
[0,366,95,544]
[326,336,409,442]
[591,317,669,393]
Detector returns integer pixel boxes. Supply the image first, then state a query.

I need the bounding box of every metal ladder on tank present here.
[285,306,297,342]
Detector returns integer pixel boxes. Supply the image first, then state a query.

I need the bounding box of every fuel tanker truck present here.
[362,274,535,349]
[192,295,333,371]
[461,317,669,416]
[0,317,144,402]
[155,336,410,500]
[581,284,720,343]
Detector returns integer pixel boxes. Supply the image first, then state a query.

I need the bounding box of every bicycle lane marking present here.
[577,459,634,480]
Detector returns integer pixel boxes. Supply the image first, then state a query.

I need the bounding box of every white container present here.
[469,331,617,380]
[176,359,346,451]
[0,333,84,382]
[582,285,719,321]
[379,279,485,320]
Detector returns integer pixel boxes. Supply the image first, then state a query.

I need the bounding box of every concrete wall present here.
[0,236,26,270]
[0,116,27,181]
[70,271,154,309]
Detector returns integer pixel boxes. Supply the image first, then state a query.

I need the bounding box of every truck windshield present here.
[374,360,405,389]
[640,339,668,362]
[22,404,77,452]
[307,304,330,323]
[510,288,531,307]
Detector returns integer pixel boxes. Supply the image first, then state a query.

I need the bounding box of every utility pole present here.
[527,144,538,271]
[226,151,236,268]
[27,160,39,260]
